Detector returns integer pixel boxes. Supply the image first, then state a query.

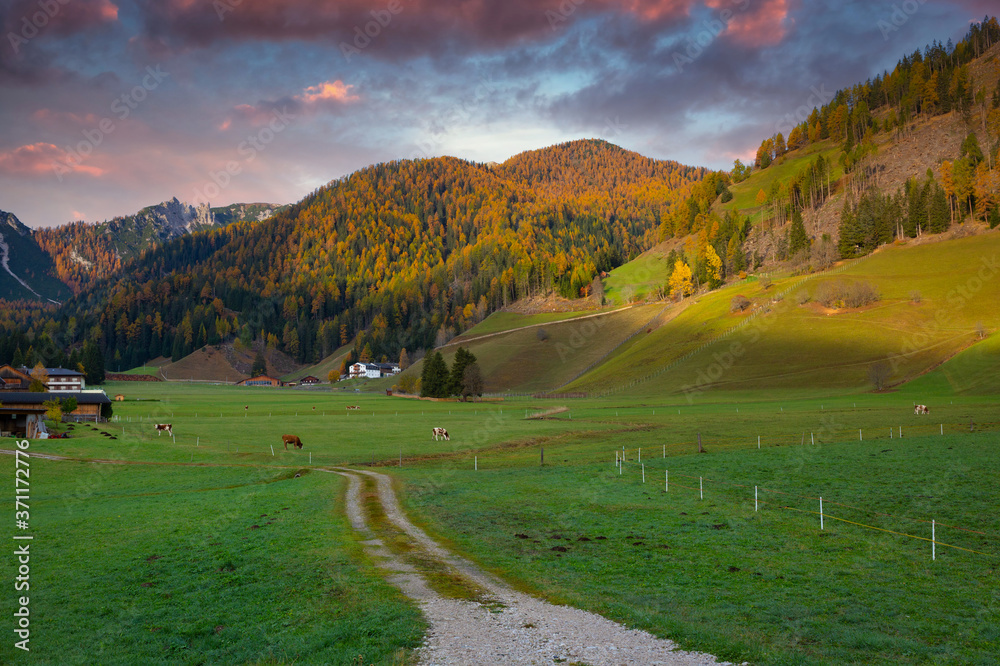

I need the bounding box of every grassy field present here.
[0,454,423,665]
[1,358,998,664]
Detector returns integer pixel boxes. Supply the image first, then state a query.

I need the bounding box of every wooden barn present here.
[0,390,111,437]
[0,365,32,391]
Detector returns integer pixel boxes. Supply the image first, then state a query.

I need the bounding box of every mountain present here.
[0,210,71,303]
[33,199,285,294]
[15,140,705,370]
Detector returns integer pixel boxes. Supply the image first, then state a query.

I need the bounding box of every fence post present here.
[755,486,758,512]
[700,477,703,500]
[642,464,645,483]
[932,520,936,561]
[758,435,760,449]
[820,497,824,530]
[665,469,668,492]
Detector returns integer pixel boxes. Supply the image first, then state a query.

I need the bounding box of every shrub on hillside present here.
[730,295,751,313]
[816,280,880,309]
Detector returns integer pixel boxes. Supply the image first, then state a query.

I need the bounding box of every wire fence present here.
[610,455,1000,562]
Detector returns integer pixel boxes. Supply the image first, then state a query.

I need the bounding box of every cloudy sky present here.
[0,0,994,227]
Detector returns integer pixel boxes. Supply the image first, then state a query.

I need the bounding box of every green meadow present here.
[0,373,997,664]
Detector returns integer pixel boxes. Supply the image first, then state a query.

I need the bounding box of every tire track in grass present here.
[0,450,735,664]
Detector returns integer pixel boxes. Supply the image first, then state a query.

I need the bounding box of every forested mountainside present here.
[33,199,285,294]
[1,140,705,370]
[0,210,70,303]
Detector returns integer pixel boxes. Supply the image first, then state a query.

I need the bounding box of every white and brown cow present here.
[914,404,930,415]
[154,423,173,436]
[346,405,361,411]
[432,427,450,441]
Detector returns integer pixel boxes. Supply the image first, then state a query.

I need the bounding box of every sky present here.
[0,0,995,228]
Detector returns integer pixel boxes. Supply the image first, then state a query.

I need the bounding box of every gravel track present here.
[332,467,735,666]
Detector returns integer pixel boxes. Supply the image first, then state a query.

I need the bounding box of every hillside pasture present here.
[568,232,1000,398]
[718,140,844,214]
[400,305,663,394]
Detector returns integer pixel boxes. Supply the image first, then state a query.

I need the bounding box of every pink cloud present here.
[706,0,793,47]
[224,79,359,128]
[0,143,105,178]
[4,0,118,37]
[298,80,360,105]
[142,0,765,53]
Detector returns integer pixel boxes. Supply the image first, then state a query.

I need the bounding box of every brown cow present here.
[282,434,303,450]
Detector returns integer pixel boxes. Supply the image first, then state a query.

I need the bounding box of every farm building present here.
[349,362,401,379]
[300,376,321,385]
[349,362,381,379]
[1,365,87,392]
[237,375,283,387]
[0,365,32,391]
[0,390,112,436]
[18,366,86,392]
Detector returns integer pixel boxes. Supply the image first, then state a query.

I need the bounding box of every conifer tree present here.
[788,208,811,256]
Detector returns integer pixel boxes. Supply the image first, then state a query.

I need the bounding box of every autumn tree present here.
[669,260,693,300]
[29,362,48,392]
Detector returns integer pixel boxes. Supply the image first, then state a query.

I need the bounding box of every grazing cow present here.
[346,405,360,410]
[282,434,303,450]
[432,427,450,441]
[914,404,930,415]
[244,405,249,411]
[154,424,173,436]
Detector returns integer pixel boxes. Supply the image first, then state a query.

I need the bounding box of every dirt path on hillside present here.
[441,305,636,348]
[328,467,735,666]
